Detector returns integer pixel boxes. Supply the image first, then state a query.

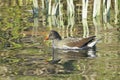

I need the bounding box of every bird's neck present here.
[57,37,62,40]
[52,39,61,48]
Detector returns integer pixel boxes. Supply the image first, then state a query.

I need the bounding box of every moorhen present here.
[45,30,99,49]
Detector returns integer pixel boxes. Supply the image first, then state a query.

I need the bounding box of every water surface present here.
[0,6,120,80]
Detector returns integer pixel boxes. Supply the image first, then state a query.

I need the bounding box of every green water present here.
[0,5,120,80]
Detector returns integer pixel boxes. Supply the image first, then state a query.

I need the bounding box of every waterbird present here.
[45,30,99,50]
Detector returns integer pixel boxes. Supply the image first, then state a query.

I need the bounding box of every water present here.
[0,6,120,80]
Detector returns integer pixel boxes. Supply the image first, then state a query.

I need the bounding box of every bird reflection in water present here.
[50,46,97,64]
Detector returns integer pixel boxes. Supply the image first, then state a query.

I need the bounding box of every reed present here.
[93,0,101,18]
[32,0,39,37]
[82,0,89,37]
[114,0,119,24]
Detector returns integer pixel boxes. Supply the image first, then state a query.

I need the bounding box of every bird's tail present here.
[87,38,101,47]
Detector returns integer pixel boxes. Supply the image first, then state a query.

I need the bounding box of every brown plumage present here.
[65,36,95,48]
[45,30,96,49]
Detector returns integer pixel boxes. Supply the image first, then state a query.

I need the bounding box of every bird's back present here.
[54,36,96,49]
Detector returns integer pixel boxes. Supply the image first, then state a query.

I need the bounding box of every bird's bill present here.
[45,35,49,40]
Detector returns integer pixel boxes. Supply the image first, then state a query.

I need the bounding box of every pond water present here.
[0,6,120,80]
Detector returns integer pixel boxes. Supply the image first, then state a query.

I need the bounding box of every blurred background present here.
[0,0,120,80]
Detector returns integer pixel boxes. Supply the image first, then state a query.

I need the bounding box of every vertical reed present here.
[82,0,89,37]
[114,0,119,24]
[32,0,39,37]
